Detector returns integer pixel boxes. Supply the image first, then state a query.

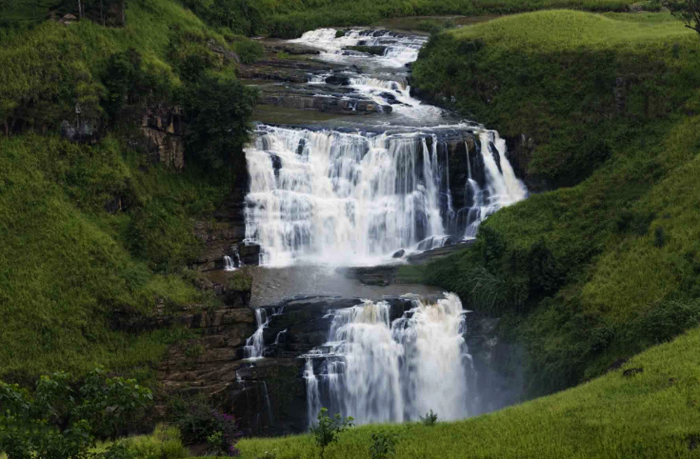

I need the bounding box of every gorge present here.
[223,27,529,433]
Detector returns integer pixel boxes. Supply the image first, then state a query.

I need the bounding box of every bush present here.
[118,425,189,459]
[171,398,241,455]
[232,39,264,64]
[0,368,152,459]
[309,408,354,459]
[102,48,175,122]
[182,72,258,172]
[419,410,438,426]
[370,433,396,459]
[632,299,700,346]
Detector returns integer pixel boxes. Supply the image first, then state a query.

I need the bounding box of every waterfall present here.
[304,358,322,426]
[291,28,427,68]
[223,255,236,271]
[244,309,269,360]
[303,293,472,425]
[244,27,528,266]
[245,127,454,266]
[462,132,528,239]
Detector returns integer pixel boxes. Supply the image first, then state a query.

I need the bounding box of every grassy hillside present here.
[237,326,700,458]
[178,0,641,38]
[410,11,700,396]
[0,0,255,383]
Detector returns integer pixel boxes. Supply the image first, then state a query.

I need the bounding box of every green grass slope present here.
[237,326,700,458]
[177,0,641,38]
[0,0,245,383]
[410,11,700,395]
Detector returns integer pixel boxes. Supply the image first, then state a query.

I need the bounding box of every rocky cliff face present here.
[141,106,185,171]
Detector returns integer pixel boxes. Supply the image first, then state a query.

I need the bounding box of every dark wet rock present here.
[269,153,283,177]
[224,271,253,308]
[392,249,405,258]
[406,240,475,264]
[344,45,386,56]
[380,92,400,104]
[238,242,261,266]
[325,74,352,86]
[338,266,396,286]
[260,93,383,115]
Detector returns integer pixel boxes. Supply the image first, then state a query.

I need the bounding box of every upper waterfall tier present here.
[244,28,528,266]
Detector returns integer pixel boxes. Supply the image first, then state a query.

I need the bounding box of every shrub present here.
[309,408,354,459]
[171,398,241,455]
[102,48,175,122]
[419,410,438,426]
[119,425,189,459]
[369,433,396,459]
[228,270,253,292]
[632,299,700,346]
[0,368,152,459]
[232,39,264,64]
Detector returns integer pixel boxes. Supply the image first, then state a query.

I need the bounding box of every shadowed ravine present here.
[229,27,528,434]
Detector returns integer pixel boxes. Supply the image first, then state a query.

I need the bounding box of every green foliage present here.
[232,38,265,64]
[369,433,396,459]
[0,0,243,381]
[419,410,438,426]
[240,327,700,458]
[413,10,700,397]
[169,396,240,454]
[309,408,354,459]
[182,72,258,171]
[228,270,253,292]
[0,368,151,459]
[663,0,700,35]
[102,48,175,123]
[116,425,189,459]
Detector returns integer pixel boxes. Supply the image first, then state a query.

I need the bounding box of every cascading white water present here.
[245,127,451,266]
[244,309,269,360]
[244,27,528,266]
[292,28,426,68]
[223,255,236,271]
[462,132,529,239]
[303,293,472,425]
[304,358,323,426]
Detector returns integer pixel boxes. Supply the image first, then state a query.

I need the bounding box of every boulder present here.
[238,242,261,266]
[325,74,352,86]
[392,249,405,258]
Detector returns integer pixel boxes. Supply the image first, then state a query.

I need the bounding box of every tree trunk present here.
[117,0,126,26]
[77,0,83,18]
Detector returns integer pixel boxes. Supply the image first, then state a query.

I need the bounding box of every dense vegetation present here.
[5,0,639,38]
[0,0,258,384]
[411,10,700,396]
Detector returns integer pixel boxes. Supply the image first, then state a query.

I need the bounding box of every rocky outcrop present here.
[158,305,257,402]
[141,106,185,171]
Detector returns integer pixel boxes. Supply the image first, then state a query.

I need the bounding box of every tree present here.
[182,73,258,172]
[664,0,700,36]
[0,368,152,459]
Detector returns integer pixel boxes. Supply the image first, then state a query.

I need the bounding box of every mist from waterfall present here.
[303,293,473,426]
